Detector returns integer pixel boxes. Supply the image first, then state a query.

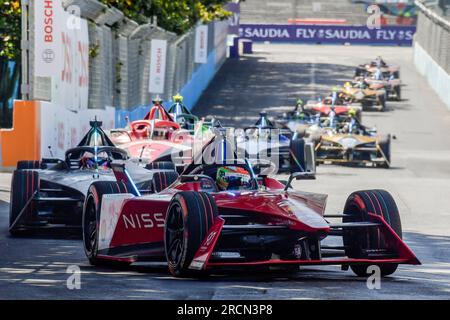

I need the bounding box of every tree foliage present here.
[0,0,21,60]
[101,0,232,34]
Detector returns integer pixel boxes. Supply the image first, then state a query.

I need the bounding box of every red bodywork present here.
[311,105,354,117]
[109,104,194,162]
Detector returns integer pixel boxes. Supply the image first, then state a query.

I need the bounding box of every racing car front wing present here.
[188,213,420,271]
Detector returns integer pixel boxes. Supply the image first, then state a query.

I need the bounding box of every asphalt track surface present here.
[1,44,450,299]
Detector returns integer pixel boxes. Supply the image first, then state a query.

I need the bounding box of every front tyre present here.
[9,170,39,235]
[378,93,387,111]
[165,192,218,277]
[378,134,391,168]
[343,190,402,277]
[17,160,41,170]
[82,181,128,265]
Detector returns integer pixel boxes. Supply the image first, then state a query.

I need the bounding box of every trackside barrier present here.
[115,19,229,128]
[414,0,450,110]
[238,24,416,46]
[0,100,115,170]
[115,47,221,127]
[0,101,41,170]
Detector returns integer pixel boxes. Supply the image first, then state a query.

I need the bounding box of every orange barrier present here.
[0,100,41,169]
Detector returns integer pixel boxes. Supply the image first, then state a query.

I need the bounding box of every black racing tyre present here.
[145,161,176,171]
[361,100,372,110]
[152,171,179,193]
[82,181,129,266]
[393,71,400,79]
[343,190,402,277]
[394,86,401,101]
[289,138,306,173]
[9,170,39,235]
[165,192,218,277]
[355,67,365,77]
[17,160,41,170]
[378,94,387,111]
[378,134,391,168]
[355,109,363,123]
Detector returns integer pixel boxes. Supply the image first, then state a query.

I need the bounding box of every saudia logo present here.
[122,213,165,229]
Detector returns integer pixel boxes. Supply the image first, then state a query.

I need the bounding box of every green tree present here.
[101,0,232,34]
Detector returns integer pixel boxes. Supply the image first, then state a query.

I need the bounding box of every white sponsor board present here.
[34,0,64,77]
[195,25,209,64]
[34,0,89,111]
[40,101,116,159]
[148,39,167,94]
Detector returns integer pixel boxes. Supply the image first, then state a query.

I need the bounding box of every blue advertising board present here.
[239,24,416,46]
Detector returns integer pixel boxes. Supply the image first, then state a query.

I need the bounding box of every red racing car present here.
[109,102,194,168]
[82,136,419,278]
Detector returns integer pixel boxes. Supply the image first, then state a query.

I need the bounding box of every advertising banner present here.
[226,3,240,35]
[40,101,115,159]
[195,25,209,64]
[34,0,90,111]
[34,0,64,77]
[239,24,416,46]
[149,39,168,94]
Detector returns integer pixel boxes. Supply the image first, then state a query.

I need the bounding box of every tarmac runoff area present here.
[0,44,449,299]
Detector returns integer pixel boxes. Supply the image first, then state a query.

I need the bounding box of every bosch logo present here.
[42,49,55,63]
[43,0,54,43]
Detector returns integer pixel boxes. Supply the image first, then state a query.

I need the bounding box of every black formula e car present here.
[8,121,156,235]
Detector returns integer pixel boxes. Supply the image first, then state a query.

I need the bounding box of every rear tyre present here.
[289,138,306,173]
[378,134,391,168]
[378,94,387,111]
[343,190,402,277]
[9,170,39,236]
[394,86,401,101]
[17,160,41,170]
[165,192,218,277]
[145,161,176,171]
[355,67,365,77]
[82,181,129,266]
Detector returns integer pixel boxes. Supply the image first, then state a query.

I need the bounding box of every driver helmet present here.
[173,94,183,103]
[344,81,352,88]
[332,86,339,93]
[80,152,109,169]
[348,108,357,118]
[152,96,164,106]
[216,166,251,191]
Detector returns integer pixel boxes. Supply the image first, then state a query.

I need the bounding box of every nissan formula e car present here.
[8,121,155,235]
[109,102,211,170]
[81,136,419,278]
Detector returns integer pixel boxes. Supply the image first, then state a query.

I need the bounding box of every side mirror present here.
[284,172,316,191]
